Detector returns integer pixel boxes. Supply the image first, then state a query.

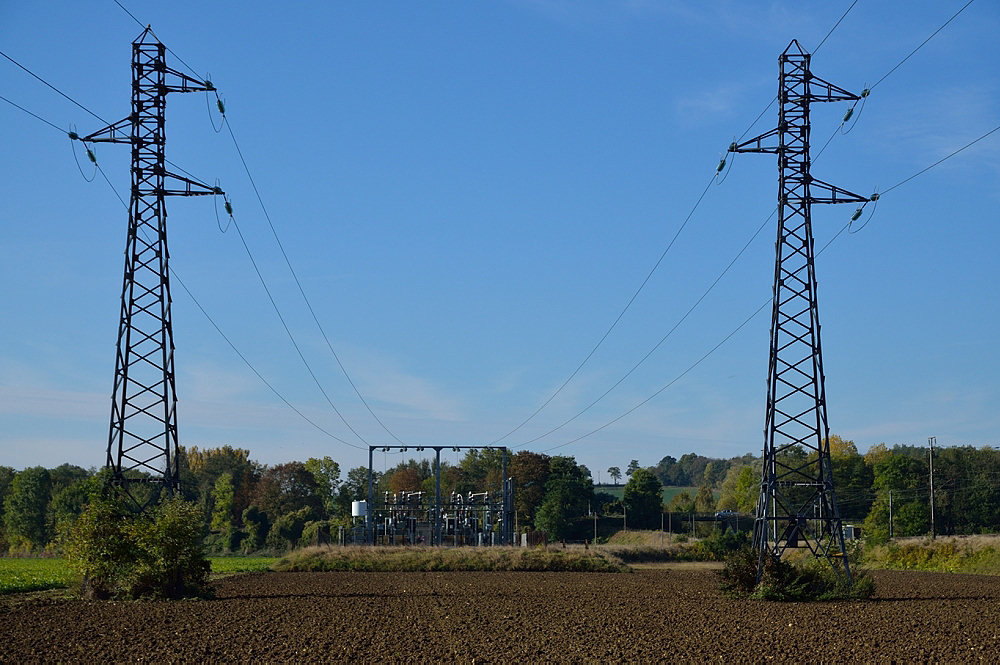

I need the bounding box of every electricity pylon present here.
[729,40,870,580]
[81,27,222,510]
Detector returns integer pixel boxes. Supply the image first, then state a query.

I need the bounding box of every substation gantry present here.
[79,27,224,510]
[729,40,874,581]
[365,446,514,546]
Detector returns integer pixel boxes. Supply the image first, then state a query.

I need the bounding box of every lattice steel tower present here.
[82,27,221,508]
[729,40,870,578]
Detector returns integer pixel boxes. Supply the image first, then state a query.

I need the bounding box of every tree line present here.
[3,436,998,552]
[0,447,602,552]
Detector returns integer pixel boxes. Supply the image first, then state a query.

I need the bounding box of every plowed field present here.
[3,568,999,662]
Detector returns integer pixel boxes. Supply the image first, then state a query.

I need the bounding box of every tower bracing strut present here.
[729,40,871,580]
[82,27,222,510]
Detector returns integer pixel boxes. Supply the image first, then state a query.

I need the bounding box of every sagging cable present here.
[849,191,880,234]
[69,125,97,182]
[205,76,224,133]
[715,141,738,185]
[214,179,233,232]
[841,87,869,135]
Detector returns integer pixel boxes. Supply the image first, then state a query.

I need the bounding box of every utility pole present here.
[888,489,893,539]
[81,27,222,511]
[928,436,936,540]
[730,40,872,582]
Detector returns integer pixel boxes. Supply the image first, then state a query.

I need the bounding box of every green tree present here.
[241,505,270,553]
[607,466,622,486]
[0,465,15,546]
[667,491,694,513]
[863,451,929,542]
[3,467,52,552]
[305,456,341,516]
[456,448,504,493]
[210,472,235,533]
[534,456,593,540]
[626,460,640,477]
[622,468,663,529]
[180,445,256,526]
[694,485,716,513]
[252,462,323,523]
[509,451,550,528]
[266,506,314,551]
[48,472,102,536]
[717,464,758,514]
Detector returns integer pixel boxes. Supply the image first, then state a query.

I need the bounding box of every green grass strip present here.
[0,558,73,594]
[275,546,629,573]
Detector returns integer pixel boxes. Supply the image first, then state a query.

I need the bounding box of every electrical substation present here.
[363,446,515,546]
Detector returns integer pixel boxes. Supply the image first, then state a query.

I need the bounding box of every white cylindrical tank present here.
[352,500,368,517]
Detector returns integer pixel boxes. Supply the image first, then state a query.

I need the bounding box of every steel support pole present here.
[929,436,936,540]
[730,39,870,581]
[367,447,374,545]
[83,28,221,511]
[435,447,442,546]
[501,447,508,545]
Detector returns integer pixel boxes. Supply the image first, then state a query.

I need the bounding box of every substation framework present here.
[366,446,514,546]
[81,28,222,510]
[729,40,872,580]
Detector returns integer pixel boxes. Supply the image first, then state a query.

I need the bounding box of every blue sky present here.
[2,1,998,479]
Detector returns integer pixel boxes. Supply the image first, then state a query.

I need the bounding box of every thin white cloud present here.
[0,384,106,421]
[351,358,465,423]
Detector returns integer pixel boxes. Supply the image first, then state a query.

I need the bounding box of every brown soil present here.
[2,569,999,662]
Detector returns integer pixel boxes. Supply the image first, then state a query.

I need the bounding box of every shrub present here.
[690,528,748,560]
[63,495,210,599]
[719,545,875,602]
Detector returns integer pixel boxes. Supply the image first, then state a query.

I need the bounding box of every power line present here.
[0,93,65,133]
[816,0,981,164]
[217,108,407,445]
[515,206,777,447]
[881,124,999,195]
[111,0,204,80]
[814,0,860,54]
[545,6,992,452]
[170,267,364,450]
[499,1,866,448]
[228,215,373,447]
[492,174,717,444]
[0,48,109,125]
[870,0,976,92]
[736,0,859,143]
[1,45,216,188]
[1,81,366,452]
[112,0,144,30]
[537,205,869,453]
[540,298,771,454]
[93,142,365,451]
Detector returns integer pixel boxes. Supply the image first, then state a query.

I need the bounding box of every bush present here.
[63,495,210,599]
[690,528,748,560]
[719,546,875,602]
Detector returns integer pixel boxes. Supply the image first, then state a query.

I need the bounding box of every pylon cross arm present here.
[81,116,132,144]
[730,126,781,154]
[807,177,870,205]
